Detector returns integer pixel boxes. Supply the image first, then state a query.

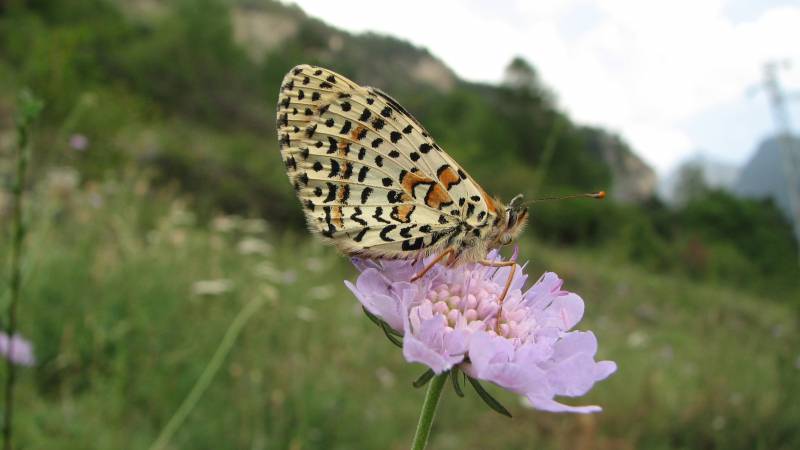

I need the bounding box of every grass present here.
[1,173,799,450]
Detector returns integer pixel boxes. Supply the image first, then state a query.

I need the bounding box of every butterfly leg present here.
[479,259,517,333]
[410,248,455,282]
[478,259,516,306]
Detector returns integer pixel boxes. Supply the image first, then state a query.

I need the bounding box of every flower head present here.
[68,134,89,151]
[346,250,616,413]
[0,332,35,367]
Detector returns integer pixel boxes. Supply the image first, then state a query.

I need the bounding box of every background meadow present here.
[1,1,799,449]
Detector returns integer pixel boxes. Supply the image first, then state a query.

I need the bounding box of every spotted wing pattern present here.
[276,65,500,259]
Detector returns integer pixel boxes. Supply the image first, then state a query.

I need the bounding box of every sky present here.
[287,0,800,175]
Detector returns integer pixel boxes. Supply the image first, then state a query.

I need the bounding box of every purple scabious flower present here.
[346,250,616,414]
[68,134,89,151]
[0,332,35,367]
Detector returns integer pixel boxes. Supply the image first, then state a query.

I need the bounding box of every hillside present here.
[735,133,800,225]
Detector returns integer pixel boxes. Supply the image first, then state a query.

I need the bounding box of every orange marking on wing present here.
[401,171,435,194]
[351,125,366,141]
[438,166,461,190]
[479,187,498,214]
[426,184,453,209]
[332,205,344,228]
[338,139,348,158]
[391,205,415,223]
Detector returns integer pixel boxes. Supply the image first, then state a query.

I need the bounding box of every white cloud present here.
[288,0,800,173]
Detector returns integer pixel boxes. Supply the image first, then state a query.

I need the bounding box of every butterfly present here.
[276,65,600,301]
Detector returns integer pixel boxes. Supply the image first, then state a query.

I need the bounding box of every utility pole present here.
[758,60,800,263]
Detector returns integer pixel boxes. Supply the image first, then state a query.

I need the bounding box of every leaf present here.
[450,368,464,397]
[412,369,436,388]
[466,377,512,418]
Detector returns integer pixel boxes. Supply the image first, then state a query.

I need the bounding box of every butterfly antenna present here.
[523,191,605,205]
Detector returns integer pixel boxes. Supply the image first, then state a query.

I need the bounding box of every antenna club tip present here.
[594,191,606,200]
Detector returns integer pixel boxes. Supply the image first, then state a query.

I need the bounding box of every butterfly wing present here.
[276,65,499,259]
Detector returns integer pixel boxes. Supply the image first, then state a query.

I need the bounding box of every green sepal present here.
[412,369,436,388]
[362,307,403,347]
[466,376,512,418]
[380,321,403,348]
[450,368,465,397]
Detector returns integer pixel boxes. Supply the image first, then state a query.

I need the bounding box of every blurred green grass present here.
[1,175,797,450]
[1,1,799,448]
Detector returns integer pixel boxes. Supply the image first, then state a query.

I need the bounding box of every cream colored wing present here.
[276,64,499,258]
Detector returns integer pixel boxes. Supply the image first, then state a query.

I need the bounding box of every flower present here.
[345,250,616,413]
[68,134,89,151]
[0,332,35,366]
[191,279,234,296]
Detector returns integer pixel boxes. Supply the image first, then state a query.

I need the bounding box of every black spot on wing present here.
[360,186,373,204]
[373,207,390,224]
[401,237,424,251]
[328,159,340,177]
[379,225,397,242]
[399,225,416,238]
[351,207,367,226]
[466,203,475,218]
[324,182,337,203]
[353,227,369,242]
[358,166,370,183]
[342,162,353,180]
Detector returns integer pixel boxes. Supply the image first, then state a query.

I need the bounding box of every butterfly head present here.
[497,194,529,246]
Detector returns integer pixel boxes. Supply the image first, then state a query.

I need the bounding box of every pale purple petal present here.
[403,316,466,373]
[0,333,35,367]
[527,396,602,414]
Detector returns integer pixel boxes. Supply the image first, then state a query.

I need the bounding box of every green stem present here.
[149,296,264,450]
[410,373,448,450]
[2,95,37,450]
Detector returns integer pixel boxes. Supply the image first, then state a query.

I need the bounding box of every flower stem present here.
[410,372,448,450]
[149,296,265,450]
[3,91,42,450]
